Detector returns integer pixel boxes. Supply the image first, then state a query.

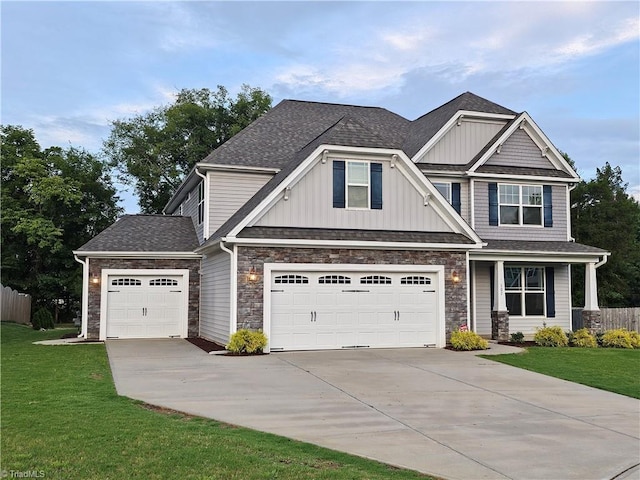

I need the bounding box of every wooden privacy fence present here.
[572,307,640,332]
[1,284,32,324]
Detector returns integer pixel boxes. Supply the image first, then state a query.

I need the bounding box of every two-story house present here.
[74,92,609,351]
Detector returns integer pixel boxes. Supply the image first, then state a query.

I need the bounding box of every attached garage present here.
[263,264,446,351]
[103,271,189,339]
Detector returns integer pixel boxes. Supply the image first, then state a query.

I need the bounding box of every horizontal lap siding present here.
[255,159,453,232]
[474,181,568,240]
[181,187,204,244]
[199,250,231,345]
[418,119,505,165]
[210,171,273,234]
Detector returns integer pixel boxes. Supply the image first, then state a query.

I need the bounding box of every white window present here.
[505,266,545,316]
[499,184,542,226]
[274,275,309,284]
[360,275,392,285]
[433,182,451,203]
[347,161,369,209]
[197,181,204,225]
[318,275,351,285]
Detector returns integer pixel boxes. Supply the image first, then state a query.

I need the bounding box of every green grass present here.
[1,322,432,479]
[482,346,640,398]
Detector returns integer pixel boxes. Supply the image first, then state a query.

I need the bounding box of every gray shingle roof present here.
[76,215,199,252]
[200,100,410,169]
[475,165,574,178]
[482,240,608,255]
[237,227,476,244]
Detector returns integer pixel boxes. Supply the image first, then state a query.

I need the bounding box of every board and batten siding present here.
[180,187,204,244]
[473,262,492,336]
[417,119,506,165]
[473,263,571,336]
[199,249,231,345]
[209,171,273,234]
[485,129,558,170]
[473,181,568,240]
[254,159,454,232]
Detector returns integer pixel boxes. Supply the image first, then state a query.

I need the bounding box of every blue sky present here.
[2,1,639,212]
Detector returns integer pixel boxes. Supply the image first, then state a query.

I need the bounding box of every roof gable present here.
[467,112,579,179]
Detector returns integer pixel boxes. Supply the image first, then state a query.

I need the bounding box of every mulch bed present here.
[498,341,536,347]
[186,337,226,353]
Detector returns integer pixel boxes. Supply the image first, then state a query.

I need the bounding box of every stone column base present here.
[491,311,510,341]
[582,310,602,334]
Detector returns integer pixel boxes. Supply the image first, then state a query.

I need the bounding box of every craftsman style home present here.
[74,92,608,351]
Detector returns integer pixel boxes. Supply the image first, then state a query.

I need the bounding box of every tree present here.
[570,162,640,307]
[103,84,272,213]
[1,125,121,319]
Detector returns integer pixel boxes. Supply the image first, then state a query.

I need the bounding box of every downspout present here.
[219,239,238,339]
[73,255,88,338]
[595,254,608,269]
[195,167,209,240]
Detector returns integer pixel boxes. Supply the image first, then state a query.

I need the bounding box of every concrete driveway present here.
[106,339,640,480]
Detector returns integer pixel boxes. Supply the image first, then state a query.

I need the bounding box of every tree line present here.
[1,85,638,323]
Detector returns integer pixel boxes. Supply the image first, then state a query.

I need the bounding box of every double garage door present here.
[269,270,441,351]
[105,273,187,339]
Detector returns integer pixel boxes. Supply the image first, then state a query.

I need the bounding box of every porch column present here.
[491,260,509,341]
[583,262,602,333]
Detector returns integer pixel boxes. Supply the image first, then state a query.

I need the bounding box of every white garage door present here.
[269,271,439,351]
[106,275,185,339]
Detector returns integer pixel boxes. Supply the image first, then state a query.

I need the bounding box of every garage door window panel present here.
[111,278,141,286]
[149,278,179,286]
[274,275,309,284]
[360,275,392,285]
[401,276,431,285]
[318,275,351,285]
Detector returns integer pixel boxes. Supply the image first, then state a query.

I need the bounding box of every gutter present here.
[73,255,88,339]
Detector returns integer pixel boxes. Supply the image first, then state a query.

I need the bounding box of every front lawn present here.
[1,322,432,479]
[482,346,640,398]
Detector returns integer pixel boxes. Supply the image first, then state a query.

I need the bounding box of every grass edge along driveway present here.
[0,322,434,480]
[481,346,640,399]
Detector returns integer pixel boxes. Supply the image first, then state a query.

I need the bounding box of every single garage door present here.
[270,271,439,351]
[106,274,185,339]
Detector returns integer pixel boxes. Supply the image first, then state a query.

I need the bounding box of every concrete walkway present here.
[106,339,640,480]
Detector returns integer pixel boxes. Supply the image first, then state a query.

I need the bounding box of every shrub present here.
[450,330,489,351]
[629,331,640,349]
[601,329,634,349]
[595,332,605,347]
[227,329,268,354]
[570,328,597,348]
[32,307,54,330]
[533,326,568,347]
[510,331,525,344]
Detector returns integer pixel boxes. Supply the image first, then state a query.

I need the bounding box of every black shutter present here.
[333,160,345,208]
[370,162,382,210]
[545,267,555,318]
[489,183,498,226]
[543,185,553,227]
[452,182,461,214]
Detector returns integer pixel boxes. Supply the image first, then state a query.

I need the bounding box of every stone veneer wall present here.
[236,246,468,340]
[86,258,200,339]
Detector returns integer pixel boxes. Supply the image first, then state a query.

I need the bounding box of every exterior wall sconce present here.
[451,271,461,284]
[91,274,100,285]
[247,267,258,282]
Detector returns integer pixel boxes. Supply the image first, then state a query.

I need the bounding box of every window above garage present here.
[333,160,382,210]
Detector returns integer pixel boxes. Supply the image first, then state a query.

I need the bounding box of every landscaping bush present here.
[227,329,268,354]
[510,331,525,344]
[450,330,489,351]
[533,326,568,347]
[630,331,640,349]
[601,329,634,349]
[570,328,597,348]
[31,307,54,330]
